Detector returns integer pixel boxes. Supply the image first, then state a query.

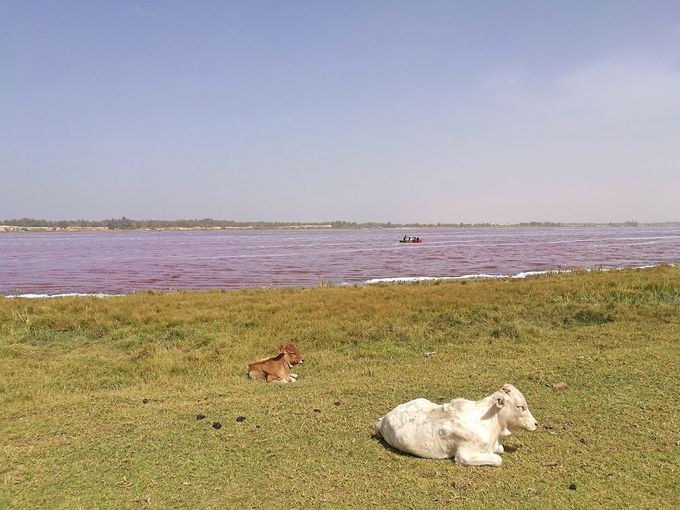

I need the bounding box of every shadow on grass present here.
[372,434,520,458]
[371,434,422,458]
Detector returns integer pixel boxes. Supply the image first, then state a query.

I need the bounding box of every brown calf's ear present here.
[495,394,506,408]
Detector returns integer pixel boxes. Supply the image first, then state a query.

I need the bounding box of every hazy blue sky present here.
[2,1,679,223]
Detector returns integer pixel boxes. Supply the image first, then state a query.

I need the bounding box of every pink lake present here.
[1,226,679,296]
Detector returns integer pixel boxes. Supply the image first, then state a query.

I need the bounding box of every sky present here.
[2,1,680,224]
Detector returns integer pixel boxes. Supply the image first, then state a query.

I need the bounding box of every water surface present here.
[1,226,679,296]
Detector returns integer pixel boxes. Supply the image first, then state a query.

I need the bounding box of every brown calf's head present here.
[277,343,304,365]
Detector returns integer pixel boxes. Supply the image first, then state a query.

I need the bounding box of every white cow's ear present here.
[494,394,506,408]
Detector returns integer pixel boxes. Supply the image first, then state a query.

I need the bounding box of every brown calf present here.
[247,344,304,383]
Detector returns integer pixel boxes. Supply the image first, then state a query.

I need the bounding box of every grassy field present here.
[1,267,679,509]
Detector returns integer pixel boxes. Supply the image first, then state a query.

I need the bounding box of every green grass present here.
[1,267,679,509]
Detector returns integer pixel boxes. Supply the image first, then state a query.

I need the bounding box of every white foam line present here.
[365,264,676,285]
[365,274,507,284]
[511,270,564,279]
[366,269,573,284]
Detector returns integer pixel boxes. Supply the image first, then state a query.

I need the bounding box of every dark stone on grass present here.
[212,422,222,430]
[313,408,321,413]
[334,401,341,406]
[142,398,149,404]
[196,414,206,420]
[569,483,577,490]
[236,416,246,422]
[256,424,261,429]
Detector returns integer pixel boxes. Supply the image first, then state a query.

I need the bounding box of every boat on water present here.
[400,236,423,243]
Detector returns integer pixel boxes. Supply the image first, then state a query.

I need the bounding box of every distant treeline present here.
[1,217,563,230]
[1,217,667,230]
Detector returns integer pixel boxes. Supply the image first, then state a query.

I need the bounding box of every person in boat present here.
[403,235,410,242]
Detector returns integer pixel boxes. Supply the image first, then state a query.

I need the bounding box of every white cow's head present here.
[492,384,537,432]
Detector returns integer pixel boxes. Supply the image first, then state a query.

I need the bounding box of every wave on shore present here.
[364,265,667,285]
[364,269,566,285]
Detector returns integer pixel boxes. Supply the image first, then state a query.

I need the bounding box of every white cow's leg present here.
[289,373,299,380]
[455,449,503,467]
[494,442,504,454]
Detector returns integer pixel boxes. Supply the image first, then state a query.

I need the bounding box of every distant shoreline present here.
[1,219,678,233]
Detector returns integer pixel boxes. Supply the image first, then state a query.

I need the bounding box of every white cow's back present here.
[376,398,458,459]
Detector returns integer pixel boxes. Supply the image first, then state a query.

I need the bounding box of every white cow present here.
[374,384,537,466]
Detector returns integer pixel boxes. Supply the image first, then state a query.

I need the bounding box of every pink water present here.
[1,226,679,296]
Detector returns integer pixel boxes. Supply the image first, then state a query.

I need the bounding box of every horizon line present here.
[2,217,679,228]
